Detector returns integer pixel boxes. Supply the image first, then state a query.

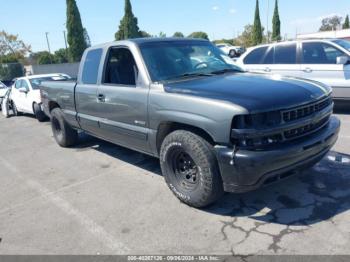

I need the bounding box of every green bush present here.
[0,63,24,81]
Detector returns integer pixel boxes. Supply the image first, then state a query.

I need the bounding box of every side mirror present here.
[18,87,28,93]
[336,56,349,65]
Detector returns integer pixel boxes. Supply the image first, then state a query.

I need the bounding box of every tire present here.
[11,101,19,116]
[160,130,224,208]
[33,103,47,122]
[50,108,78,147]
[229,49,237,58]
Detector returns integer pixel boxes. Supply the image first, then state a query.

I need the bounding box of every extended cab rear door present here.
[75,48,103,134]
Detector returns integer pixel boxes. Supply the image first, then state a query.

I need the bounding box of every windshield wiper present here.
[210,68,240,75]
[164,72,214,81]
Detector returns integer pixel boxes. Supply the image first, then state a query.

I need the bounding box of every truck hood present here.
[163,73,331,113]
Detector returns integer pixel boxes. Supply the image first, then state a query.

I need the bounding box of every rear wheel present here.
[51,108,78,147]
[33,103,47,122]
[160,130,223,208]
[229,49,237,58]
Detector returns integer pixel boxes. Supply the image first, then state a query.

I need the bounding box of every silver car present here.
[236,39,350,102]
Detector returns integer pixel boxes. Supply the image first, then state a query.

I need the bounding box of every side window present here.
[15,79,23,89]
[22,80,30,91]
[302,42,345,64]
[262,47,274,64]
[243,47,268,64]
[15,80,22,89]
[103,48,138,86]
[274,44,297,64]
[82,49,103,85]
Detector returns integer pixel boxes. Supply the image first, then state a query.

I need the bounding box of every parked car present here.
[10,74,71,122]
[0,81,9,108]
[41,38,340,208]
[236,39,350,102]
[216,43,245,58]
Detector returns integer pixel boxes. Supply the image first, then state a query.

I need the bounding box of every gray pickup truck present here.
[41,38,340,208]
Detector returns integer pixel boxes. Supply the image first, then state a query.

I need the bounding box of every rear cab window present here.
[81,48,103,84]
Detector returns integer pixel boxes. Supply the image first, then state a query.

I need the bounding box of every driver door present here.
[11,79,26,112]
[20,79,33,113]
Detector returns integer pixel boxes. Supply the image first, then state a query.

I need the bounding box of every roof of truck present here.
[90,38,209,49]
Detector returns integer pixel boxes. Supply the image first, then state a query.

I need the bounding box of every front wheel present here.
[160,130,223,208]
[33,103,48,122]
[50,108,78,147]
[229,49,237,58]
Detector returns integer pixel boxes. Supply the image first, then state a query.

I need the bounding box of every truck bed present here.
[40,80,78,126]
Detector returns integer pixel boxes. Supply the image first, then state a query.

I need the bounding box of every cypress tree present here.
[272,0,281,41]
[115,0,141,40]
[66,0,87,62]
[343,15,350,29]
[252,0,263,45]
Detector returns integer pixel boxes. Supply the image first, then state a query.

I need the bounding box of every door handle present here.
[264,67,271,72]
[303,68,313,73]
[97,94,105,102]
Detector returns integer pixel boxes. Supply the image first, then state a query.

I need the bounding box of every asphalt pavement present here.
[0,107,349,255]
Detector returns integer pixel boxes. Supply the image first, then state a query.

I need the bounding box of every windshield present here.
[29,75,70,89]
[332,39,350,52]
[139,40,242,82]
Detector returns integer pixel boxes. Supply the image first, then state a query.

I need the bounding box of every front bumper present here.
[215,116,341,193]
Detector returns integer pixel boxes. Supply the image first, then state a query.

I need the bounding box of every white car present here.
[10,74,71,121]
[216,43,245,58]
[0,81,9,107]
[236,39,350,102]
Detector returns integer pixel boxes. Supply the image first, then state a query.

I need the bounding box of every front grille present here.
[282,97,332,123]
[284,116,330,140]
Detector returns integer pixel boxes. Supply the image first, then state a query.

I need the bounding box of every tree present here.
[31,51,56,65]
[0,31,31,63]
[173,32,184,38]
[343,15,350,29]
[66,0,87,62]
[271,0,281,42]
[188,32,209,40]
[83,28,91,48]
[158,32,167,38]
[252,0,263,45]
[115,0,141,40]
[0,63,24,80]
[319,15,343,31]
[139,31,151,38]
[54,48,69,64]
[213,39,234,45]
[235,24,254,47]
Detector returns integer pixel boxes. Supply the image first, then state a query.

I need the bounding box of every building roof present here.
[297,29,350,40]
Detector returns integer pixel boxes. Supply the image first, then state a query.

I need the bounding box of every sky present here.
[1,0,350,52]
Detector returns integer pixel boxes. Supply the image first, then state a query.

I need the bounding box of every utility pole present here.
[45,32,53,64]
[63,30,68,50]
[63,30,69,61]
[45,32,51,53]
[266,0,270,43]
